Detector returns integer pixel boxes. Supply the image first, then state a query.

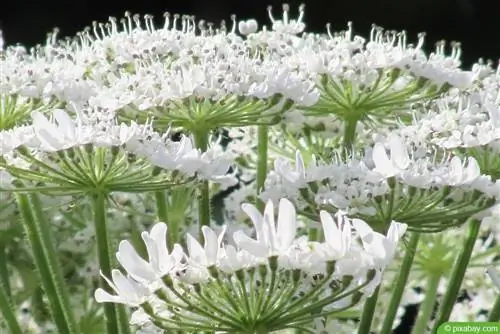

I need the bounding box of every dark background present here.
[0,0,494,332]
[1,0,500,68]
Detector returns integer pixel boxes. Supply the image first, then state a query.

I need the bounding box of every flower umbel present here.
[95,199,406,332]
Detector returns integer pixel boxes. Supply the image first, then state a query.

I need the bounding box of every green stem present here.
[154,190,177,248]
[256,125,269,212]
[411,273,441,334]
[308,228,319,242]
[357,285,381,334]
[0,245,11,302]
[192,129,211,232]
[488,296,500,321]
[91,192,120,334]
[432,219,481,331]
[118,305,131,334]
[380,233,421,334]
[342,118,358,161]
[15,192,79,334]
[0,278,22,334]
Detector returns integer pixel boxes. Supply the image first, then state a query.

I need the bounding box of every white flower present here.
[218,245,259,273]
[352,219,407,268]
[273,150,306,187]
[94,269,150,306]
[116,223,184,285]
[31,109,93,151]
[316,210,352,260]
[435,156,481,186]
[185,225,226,268]
[372,135,410,178]
[233,198,298,259]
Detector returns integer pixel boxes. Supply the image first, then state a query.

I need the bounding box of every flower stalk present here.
[342,117,358,160]
[0,245,11,302]
[256,125,269,212]
[380,232,421,334]
[91,192,121,334]
[411,273,441,334]
[154,190,177,248]
[432,219,481,330]
[0,279,22,334]
[192,128,212,240]
[15,189,80,334]
[488,296,500,321]
[357,286,381,334]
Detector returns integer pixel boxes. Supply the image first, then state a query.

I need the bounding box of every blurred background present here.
[0,0,499,68]
[0,0,497,332]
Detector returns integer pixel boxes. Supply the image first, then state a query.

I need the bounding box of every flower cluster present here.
[96,198,406,332]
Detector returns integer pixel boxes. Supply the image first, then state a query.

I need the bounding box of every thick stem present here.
[154,190,177,248]
[432,219,481,331]
[15,192,79,334]
[342,117,358,161]
[380,233,421,334]
[256,125,269,212]
[0,279,22,334]
[91,192,121,334]
[488,296,500,321]
[411,273,441,334]
[357,285,381,334]
[193,130,211,232]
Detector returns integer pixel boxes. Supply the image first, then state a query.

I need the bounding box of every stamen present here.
[125,11,133,34]
[230,14,237,34]
[282,3,290,25]
[163,12,171,30]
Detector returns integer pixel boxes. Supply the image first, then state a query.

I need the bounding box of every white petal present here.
[53,109,75,139]
[276,198,296,250]
[389,135,410,169]
[147,223,169,269]
[372,142,392,174]
[263,200,275,249]
[295,151,305,177]
[352,219,374,239]
[465,157,480,181]
[241,203,265,241]
[233,231,268,258]
[94,288,122,304]
[202,226,219,265]
[320,210,340,246]
[186,233,206,265]
[116,241,155,282]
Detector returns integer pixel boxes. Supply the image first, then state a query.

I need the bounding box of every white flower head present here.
[317,210,352,260]
[372,134,410,178]
[234,198,298,259]
[116,222,184,285]
[352,219,408,268]
[185,225,227,267]
[94,269,150,306]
